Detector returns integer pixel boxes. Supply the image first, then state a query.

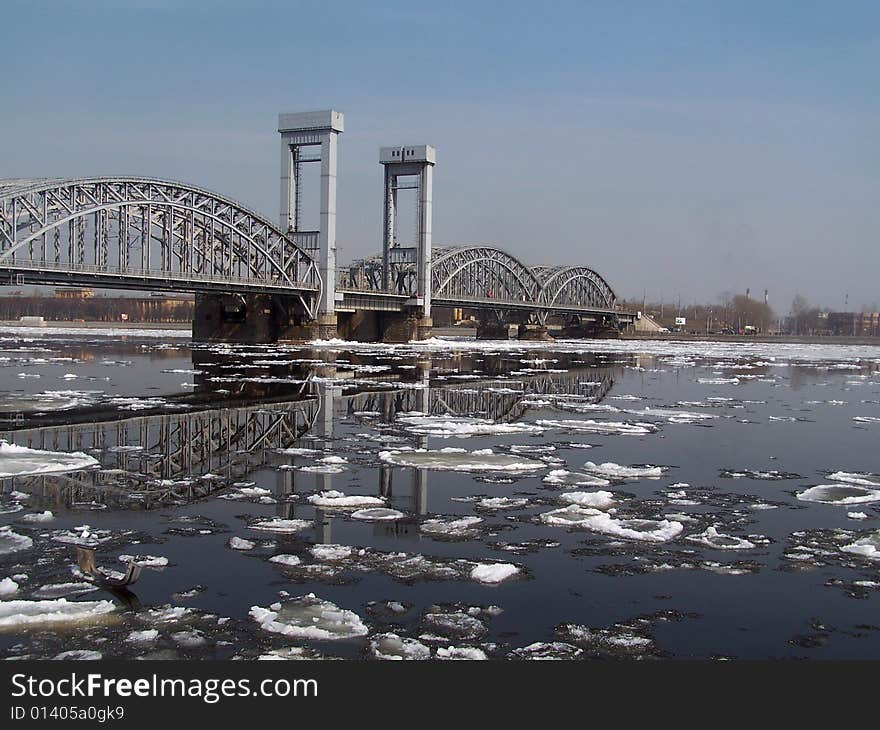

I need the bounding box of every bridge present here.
[0,110,633,343]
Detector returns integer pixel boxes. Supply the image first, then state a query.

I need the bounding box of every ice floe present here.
[396,414,544,438]
[380,447,544,472]
[542,469,611,487]
[0,526,33,554]
[0,599,116,629]
[421,516,483,539]
[535,419,658,435]
[249,594,368,639]
[248,518,312,533]
[540,505,683,542]
[796,485,880,505]
[686,526,757,550]
[307,491,385,509]
[470,562,520,584]
[0,577,19,596]
[0,441,98,478]
[840,531,880,560]
[370,633,431,660]
[582,461,666,479]
[351,507,406,521]
[558,490,616,510]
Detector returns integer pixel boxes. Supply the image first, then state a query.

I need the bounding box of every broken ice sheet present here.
[0,441,98,478]
[380,447,544,472]
[249,594,368,640]
[395,413,544,438]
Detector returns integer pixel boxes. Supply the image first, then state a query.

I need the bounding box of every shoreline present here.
[0,320,191,331]
[620,331,880,346]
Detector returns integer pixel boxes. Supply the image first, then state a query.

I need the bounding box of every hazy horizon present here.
[2,1,878,312]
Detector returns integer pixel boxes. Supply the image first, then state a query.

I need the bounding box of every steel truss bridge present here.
[340,245,621,321]
[0,176,625,324]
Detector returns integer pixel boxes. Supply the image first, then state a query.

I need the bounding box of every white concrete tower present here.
[379,145,435,321]
[278,110,343,334]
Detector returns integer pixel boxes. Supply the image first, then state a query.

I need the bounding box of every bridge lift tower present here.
[380,145,435,332]
[279,109,343,337]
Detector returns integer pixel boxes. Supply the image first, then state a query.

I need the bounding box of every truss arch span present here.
[431,245,542,305]
[0,177,320,310]
[533,265,616,311]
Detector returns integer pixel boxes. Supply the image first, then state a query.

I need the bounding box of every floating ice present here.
[540,505,683,542]
[53,650,102,660]
[853,416,880,424]
[0,526,33,555]
[228,536,256,550]
[19,510,54,523]
[535,419,658,435]
[370,633,431,660]
[841,531,880,560]
[310,544,353,561]
[32,582,99,599]
[477,497,528,510]
[268,554,302,567]
[249,594,368,640]
[583,461,666,479]
[276,447,320,457]
[848,512,869,520]
[827,472,880,488]
[0,599,115,629]
[686,526,756,550]
[423,610,487,639]
[0,441,98,478]
[396,414,544,438]
[435,646,488,660]
[380,448,544,472]
[118,554,168,568]
[470,562,520,584]
[542,469,611,487]
[248,518,312,533]
[421,516,483,538]
[627,407,718,424]
[558,490,616,510]
[0,577,19,596]
[796,485,880,505]
[351,507,406,521]
[510,642,584,660]
[307,491,385,509]
[126,629,160,643]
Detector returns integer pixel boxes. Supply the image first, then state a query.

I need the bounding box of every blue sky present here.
[3,1,878,310]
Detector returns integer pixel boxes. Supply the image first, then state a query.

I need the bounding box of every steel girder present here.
[0,177,321,314]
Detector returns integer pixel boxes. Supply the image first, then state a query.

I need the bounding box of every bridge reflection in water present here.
[0,355,619,545]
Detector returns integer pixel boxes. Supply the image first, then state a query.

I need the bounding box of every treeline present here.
[620,294,776,333]
[0,296,194,323]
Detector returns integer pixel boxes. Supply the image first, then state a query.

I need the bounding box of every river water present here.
[1,326,879,660]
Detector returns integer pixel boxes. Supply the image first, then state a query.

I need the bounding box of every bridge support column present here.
[518,323,554,341]
[279,109,343,329]
[193,293,317,344]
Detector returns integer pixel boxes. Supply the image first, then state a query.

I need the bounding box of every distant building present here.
[828,312,880,337]
[54,287,94,299]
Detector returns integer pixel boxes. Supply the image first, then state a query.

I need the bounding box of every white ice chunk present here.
[380,448,544,472]
[796,484,880,505]
[540,505,682,542]
[249,594,368,640]
[0,598,115,629]
[470,562,520,584]
[0,441,98,478]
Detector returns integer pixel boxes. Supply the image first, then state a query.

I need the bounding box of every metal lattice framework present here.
[1,398,320,509]
[533,265,616,310]
[432,245,542,304]
[0,177,320,315]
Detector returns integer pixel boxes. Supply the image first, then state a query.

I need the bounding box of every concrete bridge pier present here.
[193,292,319,343]
[518,323,554,341]
[336,310,432,342]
